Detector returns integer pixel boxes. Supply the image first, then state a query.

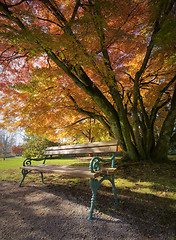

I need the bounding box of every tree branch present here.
[69,0,80,23]
[135,0,175,81]
[5,0,26,8]
[0,1,26,29]
[37,17,62,27]
[67,93,114,136]
[59,117,89,129]
[39,0,67,26]
[150,74,176,124]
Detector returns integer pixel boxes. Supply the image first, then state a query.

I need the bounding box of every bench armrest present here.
[89,153,116,173]
[22,157,46,166]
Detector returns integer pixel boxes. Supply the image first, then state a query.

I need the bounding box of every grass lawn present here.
[0,156,87,181]
[0,156,176,230]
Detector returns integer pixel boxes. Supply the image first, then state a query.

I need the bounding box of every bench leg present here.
[109,175,118,204]
[40,172,44,183]
[88,178,102,220]
[88,175,118,220]
[19,169,29,187]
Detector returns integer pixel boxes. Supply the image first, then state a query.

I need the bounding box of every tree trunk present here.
[152,84,176,162]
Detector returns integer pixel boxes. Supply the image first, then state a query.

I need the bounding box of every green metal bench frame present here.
[88,154,118,220]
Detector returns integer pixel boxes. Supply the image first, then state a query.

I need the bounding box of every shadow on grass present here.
[114,161,176,228]
[116,161,176,188]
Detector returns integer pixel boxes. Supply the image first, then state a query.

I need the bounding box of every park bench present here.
[19,140,118,220]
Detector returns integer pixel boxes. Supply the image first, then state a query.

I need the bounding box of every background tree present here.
[0,130,16,159]
[0,0,175,162]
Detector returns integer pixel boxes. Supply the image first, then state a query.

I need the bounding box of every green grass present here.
[0,156,176,230]
[0,156,90,181]
[113,159,176,230]
[0,157,23,169]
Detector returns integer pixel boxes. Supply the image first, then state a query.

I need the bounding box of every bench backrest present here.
[44,140,118,156]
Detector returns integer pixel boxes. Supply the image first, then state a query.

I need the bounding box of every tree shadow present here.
[38,173,176,238]
[0,181,156,240]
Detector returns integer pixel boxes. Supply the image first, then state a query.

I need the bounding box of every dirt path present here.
[0,181,174,240]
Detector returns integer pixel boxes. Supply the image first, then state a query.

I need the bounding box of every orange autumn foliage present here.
[0,0,175,161]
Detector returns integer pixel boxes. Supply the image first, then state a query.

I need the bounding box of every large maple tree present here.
[0,0,175,162]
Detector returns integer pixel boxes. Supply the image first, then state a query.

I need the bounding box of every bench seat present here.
[20,165,117,178]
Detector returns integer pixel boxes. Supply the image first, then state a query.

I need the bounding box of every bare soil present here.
[0,180,175,240]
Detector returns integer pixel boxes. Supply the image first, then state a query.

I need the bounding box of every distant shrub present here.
[11,145,25,156]
[22,134,59,158]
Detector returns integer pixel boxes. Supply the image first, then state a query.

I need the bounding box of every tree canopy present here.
[0,0,176,162]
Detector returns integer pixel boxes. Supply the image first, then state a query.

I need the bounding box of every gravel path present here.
[0,181,174,240]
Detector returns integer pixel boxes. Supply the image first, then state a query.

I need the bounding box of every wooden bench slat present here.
[44,140,118,156]
[20,165,96,178]
[20,165,117,178]
[45,140,117,151]
[44,146,117,155]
